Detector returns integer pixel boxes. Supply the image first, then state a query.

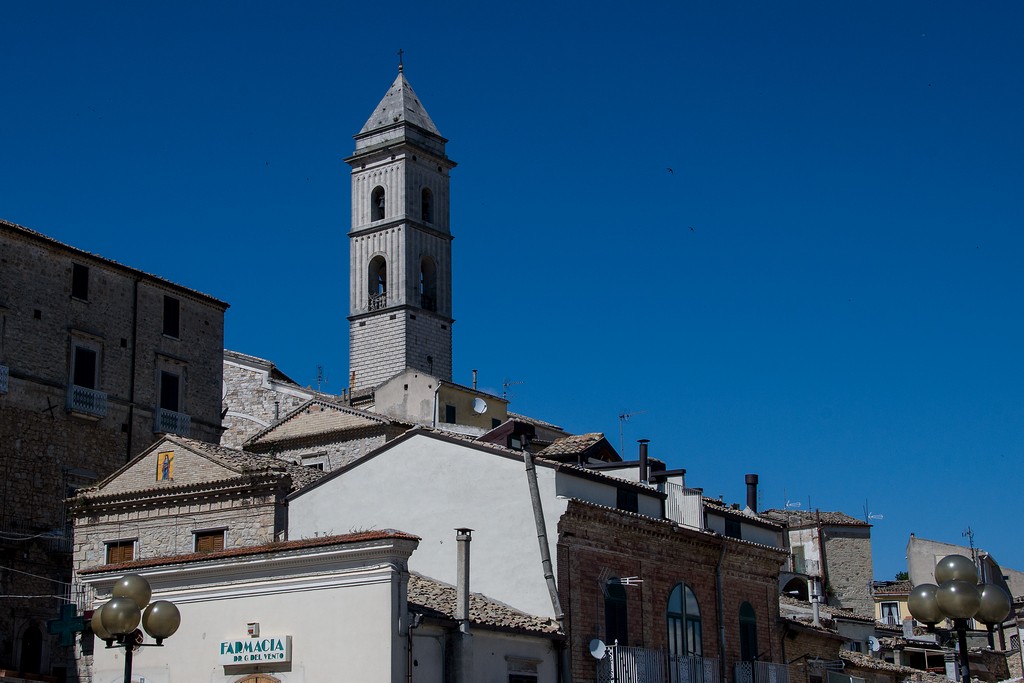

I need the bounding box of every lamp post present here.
[906,555,1011,682]
[89,574,181,683]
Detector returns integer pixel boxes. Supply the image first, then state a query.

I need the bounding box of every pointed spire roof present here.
[359,70,441,136]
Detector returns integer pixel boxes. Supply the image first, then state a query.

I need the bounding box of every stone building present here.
[346,66,456,394]
[221,350,340,448]
[763,508,875,616]
[0,218,227,679]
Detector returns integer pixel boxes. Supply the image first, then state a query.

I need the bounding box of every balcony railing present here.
[67,385,108,418]
[368,292,388,311]
[154,408,191,436]
[0,364,8,394]
[663,482,705,530]
[596,646,720,683]
[736,661,790,683]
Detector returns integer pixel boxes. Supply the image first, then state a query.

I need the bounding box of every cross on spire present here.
[397,48,404,73]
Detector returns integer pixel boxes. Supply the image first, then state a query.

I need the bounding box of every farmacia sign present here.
[218,635,292,664]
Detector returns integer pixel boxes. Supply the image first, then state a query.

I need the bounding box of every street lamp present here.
[89,574,181,683]
[907,555,1011,682]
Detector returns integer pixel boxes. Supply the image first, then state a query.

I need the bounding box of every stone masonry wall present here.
[0,222,226,677]
[221,357,317,448]
[824,528,874,616]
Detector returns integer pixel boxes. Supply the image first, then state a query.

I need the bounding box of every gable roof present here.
[761,509,869,528]
[74,435,323,502]
[539,433,620,463]
[408,573,561,637]
[288,427,664,502]
[245,399,397,448]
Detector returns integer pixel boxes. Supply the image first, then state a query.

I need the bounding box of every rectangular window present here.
[444,404,456,424]
[71,264,89,300]
[616,488,638,513]
[880,601,900,625]
[194,530,225,553]
[72,346,98,389]
[725,518,742,539]
[163,296,180,338]
[509,676,538,683]
[105,540,135,564]
[160,371,180,411]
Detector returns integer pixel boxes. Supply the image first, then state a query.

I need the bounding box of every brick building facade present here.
[558,500,788,682]
[0,218,227,679]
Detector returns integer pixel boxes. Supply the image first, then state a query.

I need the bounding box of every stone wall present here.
[0,220,227,678]
[221,353,321,448]
[824,527,874,616]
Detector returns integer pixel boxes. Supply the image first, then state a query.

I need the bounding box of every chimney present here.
[638,439,650,484]
[472,369,477,390]
[455,528,472,632]
[745,473,759,512]
[454,528,475,682]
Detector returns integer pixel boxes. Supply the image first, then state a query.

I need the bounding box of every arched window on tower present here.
[371,186,386,221]
[420,256,437,311]
[739,602,758,662]
[368,256,387,310]
[421,187,433,223]
[667,583,702,667]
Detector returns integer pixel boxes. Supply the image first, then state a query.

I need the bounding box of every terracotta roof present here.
[246,399,393,446]
[761,509,869,527]
[407,574,561,636]
[873,580,911,595]
[79,530,419,575]
[779,594,875,622]
[539,433,605,457]
[76,435,324,499]
[1,218,228,307]
[703,498,784,529]
[507,412,566,432]
[840,650,945,681]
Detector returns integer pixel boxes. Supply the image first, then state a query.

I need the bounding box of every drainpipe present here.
[715,542,728,683]
[432,381,442,428]
[125,278,140,462]
[523,452,571,682]
[454,528,474,682]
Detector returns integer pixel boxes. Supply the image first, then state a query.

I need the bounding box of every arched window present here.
[667,583,702,660]
[421,187,433,223]
[420,256,437,311]
[371,186,386,221]
[234,676,281,683]
[739,602,758,662]
[605,580,628,646]
[368,256,387,310]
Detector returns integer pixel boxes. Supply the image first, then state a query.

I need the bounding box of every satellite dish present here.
[472,397,488,414]
[588,639,607,660]
[868,636,880,652]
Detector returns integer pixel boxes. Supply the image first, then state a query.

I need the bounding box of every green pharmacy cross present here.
[47,604,86,647]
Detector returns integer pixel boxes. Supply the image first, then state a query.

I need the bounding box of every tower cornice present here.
[348,220,453,242]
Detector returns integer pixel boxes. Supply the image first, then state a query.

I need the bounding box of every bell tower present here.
[346,67,456,393]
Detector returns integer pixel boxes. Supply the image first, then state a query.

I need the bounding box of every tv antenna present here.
[316,365,328,392]
[618,409,647,454]
[863,499,884,523]
[502,378,523,401]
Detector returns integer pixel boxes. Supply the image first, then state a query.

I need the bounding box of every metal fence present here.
[663,483,705,530]
[67,384,107,417]
[596,645,720,683]
[735,661,790,683]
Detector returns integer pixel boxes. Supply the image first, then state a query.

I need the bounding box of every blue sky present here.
[3,2,1022,582]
